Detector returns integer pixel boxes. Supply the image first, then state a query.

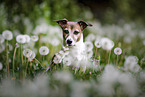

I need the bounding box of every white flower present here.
[0,44,5,53]
[16,35,26,43]
[125,56,138,65]
[0,62,3,70]
[39,46,49,55]
[84,41,93,51]
[31,35,39,42]
[129,64,140,73]
[24,35,30,43]
[2,30,13,40]
[63,57,71,66]
[85,50,93,58]
[23,49,32,58]
[0,35,5,44]
[114,47,122,55]
[53,54,62,64]
[101,37,114,50]
[28,51,36,61]
[124,56,140,73]
[49,38,60,46]
[94,40,102,48]
[85,33,96,42]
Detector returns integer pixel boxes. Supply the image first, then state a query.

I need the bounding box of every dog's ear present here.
[54,19,68,28]
[78,20,92,30]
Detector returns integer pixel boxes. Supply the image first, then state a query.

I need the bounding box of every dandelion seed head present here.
[16,35,26,43]
[2,30,13,40]
[53,54,62,64]
[63,57,71,66]
[0,62,3,70]
[101,37,114,51]
[85,33,96,42]
[31,35,39,42]
[84,41,93,51]
[49,38,60,46]
[24,35,30,43]
[23,49,32,58]
[0,35,5,44]
[39,46,49,55]
[114,47,122,55]
[0,44,5,53]
[94,40,102,48]
[28,51,36,61]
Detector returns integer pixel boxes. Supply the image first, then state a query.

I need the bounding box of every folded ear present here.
[54,18,68,28]
[78,20,92,30]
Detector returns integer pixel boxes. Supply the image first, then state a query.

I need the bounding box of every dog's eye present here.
[74,31,79,35]
[64,30,69,34]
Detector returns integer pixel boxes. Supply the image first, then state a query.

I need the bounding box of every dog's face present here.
[55,19,92,47]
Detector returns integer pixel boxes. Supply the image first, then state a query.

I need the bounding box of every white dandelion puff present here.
[24,35,30,43]
[63,57,71,66]
[94,40,102,48]
[0,35,5,44]
[39,46,49,55]
[23,49,32,58]
[84,41,93,51]
[0,44,5,53]
[86,50,93,58]
[2,30,13,40]
[114,47,122,55]
[53,54,62,64]
[0,62,3,70]
[101,37,114,51]
[85,33,96,42]
[16,35,26,43]
[28,51,36,61]
[49,38,60,46]
[31,35,39,42]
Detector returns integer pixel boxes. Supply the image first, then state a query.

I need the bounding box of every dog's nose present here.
[67,39,72,44]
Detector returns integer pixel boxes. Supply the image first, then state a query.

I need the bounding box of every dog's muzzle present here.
[67,39,72,45]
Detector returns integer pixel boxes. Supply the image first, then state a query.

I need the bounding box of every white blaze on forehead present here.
[64,28,68,30]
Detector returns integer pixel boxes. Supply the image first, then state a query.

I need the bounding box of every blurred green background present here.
[1,0,145,34]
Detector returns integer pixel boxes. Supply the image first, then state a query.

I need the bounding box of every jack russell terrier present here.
[46,18,92,71]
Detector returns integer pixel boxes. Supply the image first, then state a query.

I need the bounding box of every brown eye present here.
[74,31,79,35]
[64,30,69,34]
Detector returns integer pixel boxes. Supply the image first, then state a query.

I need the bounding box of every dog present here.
[46,18,92,71]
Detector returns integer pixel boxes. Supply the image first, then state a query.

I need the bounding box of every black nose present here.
[67,39,72,44]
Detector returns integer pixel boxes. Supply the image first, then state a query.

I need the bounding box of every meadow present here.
[0,2,145,97]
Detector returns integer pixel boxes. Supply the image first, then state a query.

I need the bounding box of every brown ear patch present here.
[78,20,92,30]
[54,18,68,28]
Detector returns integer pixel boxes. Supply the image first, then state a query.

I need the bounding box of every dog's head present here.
[55,19,92,47]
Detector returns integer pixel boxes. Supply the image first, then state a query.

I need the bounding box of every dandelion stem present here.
[24,43,27,64]
[93,47,98,73]
[21,44,23,66]
[25,58,29,77]
[6,40,9,77]
[34,58,45,69]
[95,47,98,58]
[12,47,17,77]
[108,50,111,64]
[98,54,102,72]
[116,55,118,65]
